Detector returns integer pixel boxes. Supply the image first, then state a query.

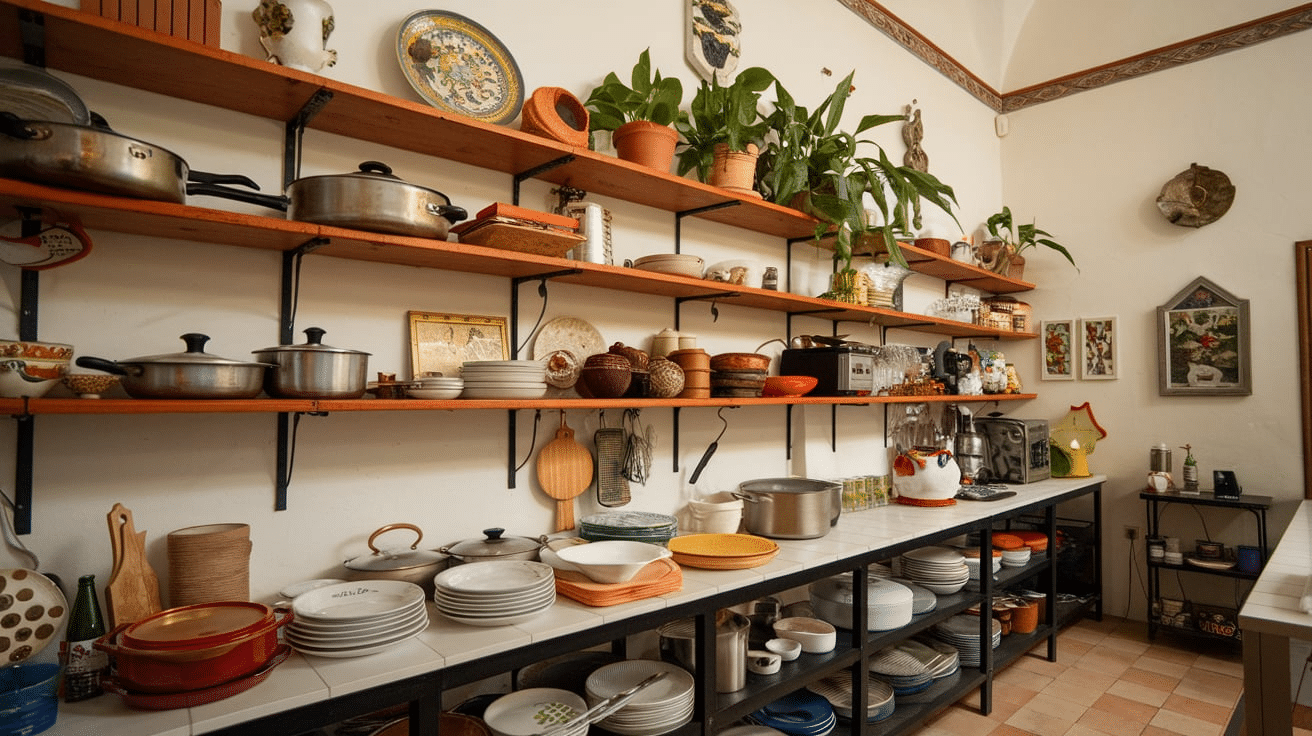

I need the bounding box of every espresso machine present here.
[953,406,989,484]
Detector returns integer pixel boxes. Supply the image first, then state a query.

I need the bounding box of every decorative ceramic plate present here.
[0,568,65,664]
[533,317,606,365]
[396,10,524,125]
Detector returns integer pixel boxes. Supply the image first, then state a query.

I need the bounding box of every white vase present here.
[252,0,338,74]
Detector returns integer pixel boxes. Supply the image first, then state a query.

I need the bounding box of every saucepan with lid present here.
[254,327,370,399]
[76,333,272,399]
[439,528,547,565]
[342,523,449,595]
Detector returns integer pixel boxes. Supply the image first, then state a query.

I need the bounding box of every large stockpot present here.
[76,333,272,399]
[342,523,449,595]
[254,327,370,399]
[192,160,468,239]
[732,478,842,540]
[0,112,260,203]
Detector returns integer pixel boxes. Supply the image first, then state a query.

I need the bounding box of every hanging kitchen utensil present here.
[105,503,162,628]
[536,411,593,532]
[595,411,630,508]
[689,407,731,484]
[622,408,654,484]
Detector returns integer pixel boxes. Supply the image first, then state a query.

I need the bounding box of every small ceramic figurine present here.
[252,0,338,74]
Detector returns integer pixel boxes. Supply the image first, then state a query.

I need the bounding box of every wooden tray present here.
[453,217,585,258]
[554,557,682,606]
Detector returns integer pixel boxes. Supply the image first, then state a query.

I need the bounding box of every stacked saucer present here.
[961,549,1002,580]
[433,560,555,627]
[898,546,970,594]
[807,673,895,722]
[931,614,1002,667]
[286,580,428,658]
[580,512,678,545]
[585,659,695,736]
[408,374,464,400]
[460,360,548,399]
[867,638,954,695]
[748,689,837,736]
[999,546,1032,568]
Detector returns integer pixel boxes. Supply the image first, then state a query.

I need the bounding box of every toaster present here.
[972,416,1051,484]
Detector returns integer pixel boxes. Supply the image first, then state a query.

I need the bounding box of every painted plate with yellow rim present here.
[396,10,525,125]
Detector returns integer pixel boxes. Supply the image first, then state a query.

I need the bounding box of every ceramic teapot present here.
[252,0,338,73]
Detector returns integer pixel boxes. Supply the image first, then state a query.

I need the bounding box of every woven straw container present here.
[167,523,251,607]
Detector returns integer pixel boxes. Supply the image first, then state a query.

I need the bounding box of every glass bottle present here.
[1180,444,1199,493]
[61,574,108,702]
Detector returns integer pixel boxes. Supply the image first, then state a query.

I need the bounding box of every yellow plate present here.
[668,534,779,558]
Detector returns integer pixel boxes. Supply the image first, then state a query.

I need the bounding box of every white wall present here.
[999,29,1312,619]
[6,1,1005,603]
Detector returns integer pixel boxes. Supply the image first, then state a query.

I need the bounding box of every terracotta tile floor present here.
[909,615,1295,736]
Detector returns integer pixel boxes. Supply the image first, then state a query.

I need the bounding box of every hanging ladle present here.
[689,407,734,484]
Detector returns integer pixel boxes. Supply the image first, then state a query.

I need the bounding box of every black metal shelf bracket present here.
[11,211,43,534]
[283,89,334,189]
[512,156,576,206]
[673,292,739,331]
[18,9,45,67]
[280,238,331,343]
[673,201,741,255]
[275,410,328,511]
[509,269,583,359]
[672,407,681,473]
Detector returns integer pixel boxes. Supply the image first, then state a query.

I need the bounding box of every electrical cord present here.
[1126,534,1149,619]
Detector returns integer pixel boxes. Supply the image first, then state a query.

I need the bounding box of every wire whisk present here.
[622,408,656,484]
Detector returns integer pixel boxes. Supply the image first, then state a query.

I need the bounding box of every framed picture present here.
[1079,317,1118,380]
[408,312,508,379]
[1040,320,1075,380]
[1157,277,1251,396]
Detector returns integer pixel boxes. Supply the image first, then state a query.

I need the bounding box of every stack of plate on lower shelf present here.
[580,512,678,545]
[460,360,548,399]
[483,687,589,736]
[898,546,970,594]
[286,580,428,658]
[748,689,837,735]
[889,577,938,615]
[930,614,1002,668]
[433,560,556,627]
[868,639,941,695]
[807,673,895,722]
[585,659,695,736]
[961,548,1002,580]
[666,533,779,569]
[913,635,962,680]
[999,546,1032,568]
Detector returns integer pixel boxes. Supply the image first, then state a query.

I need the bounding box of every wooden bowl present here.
[761,376,818,398]
[580,365,631,398]
[710,352,770,372]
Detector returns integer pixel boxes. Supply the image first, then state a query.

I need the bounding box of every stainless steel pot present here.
[76,333,272,399]
[438,528,546,565]
[253,327,370,399]
[0,112,260,203]
[733,478,841,540]
[191,160,467,239]
[342,523,449,596]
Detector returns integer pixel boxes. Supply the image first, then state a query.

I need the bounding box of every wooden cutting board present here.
[536,415,593,532]
[105,503,162,628]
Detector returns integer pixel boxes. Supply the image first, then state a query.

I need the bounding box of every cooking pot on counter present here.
[190,160,467,240]
[0,112,261,203]
[342,523,449,595]
[439,528,547,565]
[254,327,370,399]
[733,478,842,540]
[76,333,272,399]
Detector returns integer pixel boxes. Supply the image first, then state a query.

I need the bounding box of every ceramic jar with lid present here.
[650,328,680,358]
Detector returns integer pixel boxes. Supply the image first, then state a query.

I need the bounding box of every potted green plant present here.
[584,49,686,172]
[983,206,1077,279]
[755,71,959,299]
[675,66,775,196]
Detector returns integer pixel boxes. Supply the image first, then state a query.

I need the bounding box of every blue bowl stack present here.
[0,663,59,736]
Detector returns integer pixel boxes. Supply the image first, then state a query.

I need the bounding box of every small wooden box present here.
[81,0,222,48]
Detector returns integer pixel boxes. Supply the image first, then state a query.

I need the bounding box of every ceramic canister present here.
[651,329,679,358]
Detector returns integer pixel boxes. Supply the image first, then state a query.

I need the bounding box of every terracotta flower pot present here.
[709,142,761,198]
[612,120,679,172]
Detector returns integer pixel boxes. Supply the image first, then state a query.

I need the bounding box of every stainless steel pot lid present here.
[124,333,272,367]
[294,160,454,204]
[344,523,448,572]
[738,478,839,494]
[440,528,544,559]
[255,327,371,356]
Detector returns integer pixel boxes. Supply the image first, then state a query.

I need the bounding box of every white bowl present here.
[554,540,672,584]
[772,616,837,653]
[407,387,463,400]
[765,637,802,661]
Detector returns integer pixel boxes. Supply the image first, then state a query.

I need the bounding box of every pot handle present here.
[93,621,132,656]
[272,605,294,632]
[729,491,758,504]
[74,356,136,377]
[187,169,263,191]
[431,203,468,224]
[367,523,423,554]
[185,181,290,211]
[0,112,39,140]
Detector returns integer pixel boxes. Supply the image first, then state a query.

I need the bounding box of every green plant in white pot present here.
[584,49,686,172]
[675,66,775,196]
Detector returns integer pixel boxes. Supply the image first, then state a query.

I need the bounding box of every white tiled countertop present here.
[1239,499,1312,639]
[45,476,1103,736]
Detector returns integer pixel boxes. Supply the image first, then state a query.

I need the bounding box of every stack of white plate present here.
[631,254,705,279]
[931,614,1002,668]
[433,560,555,627]
[807,673,895,722]
[961,550,1002,581]
[868,638,957,695]
[913,636,962,679]
[460,360,548,399]
[888,577,937,615]
[408,374,464,400]
[898,547,970,594]
[286,580,428,658]
[585,660,695,736]
[1000,547,1032,568]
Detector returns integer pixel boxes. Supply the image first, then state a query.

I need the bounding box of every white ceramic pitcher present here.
[252,0,338,73]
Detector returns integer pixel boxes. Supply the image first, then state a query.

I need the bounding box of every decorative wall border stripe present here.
[838,0,1312,113]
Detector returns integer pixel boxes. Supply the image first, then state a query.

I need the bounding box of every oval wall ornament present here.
[1156,163,1235,228]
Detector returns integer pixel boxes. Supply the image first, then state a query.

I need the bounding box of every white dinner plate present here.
[435,560,554,594]
[292,580,426,622]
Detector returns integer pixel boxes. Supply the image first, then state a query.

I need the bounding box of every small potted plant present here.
[584,49,686,172]
[982,206,1077,279]
[755,71,959,300]
[675,66,775,196]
